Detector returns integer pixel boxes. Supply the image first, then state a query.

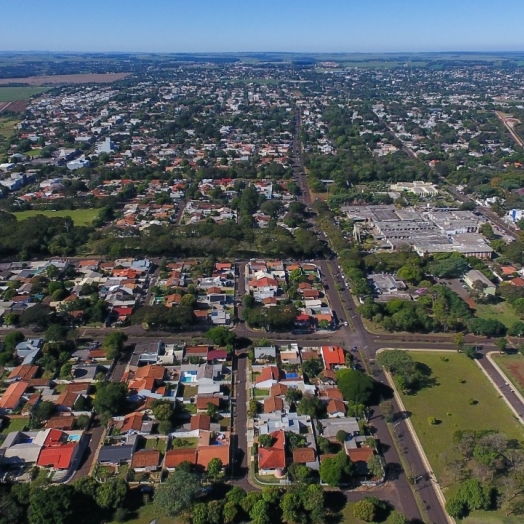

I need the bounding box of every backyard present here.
[13,208,99,226]
[0,417,28,436]
[396,352,523,482]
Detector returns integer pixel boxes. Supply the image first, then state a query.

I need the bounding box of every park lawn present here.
[492,353,524,398]
[475,302,521,328]
[13,208,99,226]
[462,510,524,524]
[397,352,523,482]
[1,417,28,436]
[0,86,49,102]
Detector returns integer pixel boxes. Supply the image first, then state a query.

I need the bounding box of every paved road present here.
[71,423,104,481]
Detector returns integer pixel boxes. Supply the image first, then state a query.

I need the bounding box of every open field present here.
[463,510,524,524]
[0,86,48,102]
[397,352,523,481]
[475,302,521,328]
[0,117,19,139]
[0,73,131,86]
[492,353,524,397]
[13,208,98,226]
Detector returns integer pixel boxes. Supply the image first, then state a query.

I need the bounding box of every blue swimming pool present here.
[285,373,299,379]
[68,435,81,442]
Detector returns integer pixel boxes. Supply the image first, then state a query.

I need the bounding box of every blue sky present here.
[2,0,524,53]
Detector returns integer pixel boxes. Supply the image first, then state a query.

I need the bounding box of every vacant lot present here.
[0,87,48,102]
[493,353,524,396]
[13,208,98,226]
[397,352,523,481]
[0,73,131,86]
[475,302,521,328]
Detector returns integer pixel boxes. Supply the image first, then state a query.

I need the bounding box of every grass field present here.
[13,208,98,226]
[475,302,521,328]
[397,352,523,481]
[0,87,48,102]
[462,510,524,524]
[492,353,524,397]
[0,117,19,139]
[110,503,177,524]
[0,417,28,436]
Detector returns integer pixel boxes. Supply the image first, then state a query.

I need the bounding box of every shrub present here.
[428,416,437,425]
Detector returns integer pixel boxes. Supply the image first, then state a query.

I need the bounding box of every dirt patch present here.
[0,73,131,86]
[0,100,28,113]
[506,362,524,389]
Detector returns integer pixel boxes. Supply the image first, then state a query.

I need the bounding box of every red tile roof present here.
[258,430,286,470]
[263,397,284,413]
[190,414,211,431]
[131,450,161,469]
[347,446,374,464]
[270,383,289,397]
[321,346,345,369]
[8,365,39,381]
[255,366,282,385]
[196,396,220,410]
[164,449,197,469]
[134,365,165,380]
[0,381,28,410]
[120,412,144,433]
[197,443,230,468]
[37,443,76,469]
[327,399,346,415]
[292,447,316,464]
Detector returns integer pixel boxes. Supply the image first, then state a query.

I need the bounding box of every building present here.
[258,430,286,476]
[463,269,496,296]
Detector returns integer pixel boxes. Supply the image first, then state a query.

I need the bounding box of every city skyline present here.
[2,0,524,53]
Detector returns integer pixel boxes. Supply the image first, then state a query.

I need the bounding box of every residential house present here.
[258,429,286,476]
[131,450,161,472]
[321,346,346,370]
[327,399,346,418]
[0,381,29,413]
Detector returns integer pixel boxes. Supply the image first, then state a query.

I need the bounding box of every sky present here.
[2,0,524,54]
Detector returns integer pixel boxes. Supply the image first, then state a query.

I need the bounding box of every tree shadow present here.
[324,491,347,523]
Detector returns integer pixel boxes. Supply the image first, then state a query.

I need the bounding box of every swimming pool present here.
[68,435,81,442]
[285,373,299,379]
[181,370,198,383]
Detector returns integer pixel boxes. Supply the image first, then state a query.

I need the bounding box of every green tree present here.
[454,332,465,352]
[28,485,74,524]
[336,369,374,404]
[207,457,223,478]
[103,331,128,360]
[249,499,271,524]
[95,478,127,510]
[280,491,306,524]
[388,510,409,524]
[93,382,127,415]
[223,501,238,524]
[336,430,347,444]
[367,454,385,478]
[192,503,208,524]
[495,337,509,354]
[297,394,325,418]
[151,400,174,421]
[319,451,354,486]
[206,326,236,347]
[352,498,376,522]
[75,414,91,430]
[285,388,303,404]
[32,401,55,422]
[226,486,246,506]
[154,468,201,517]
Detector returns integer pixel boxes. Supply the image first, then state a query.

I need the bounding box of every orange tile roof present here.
[270,383,289,397]
[263,397,284,413]
[196,396,220,410]
[164,449,197,468]
[347,446,374,464]
[120,412,144,433]
[37,443,76,469]
[0,381,28,410]
[134,365,165,380]
[190,414,211,431]
[292,447,316,464]
[131,450,161,469]
[510,277,524,287]
[255,366,282,385]
[197,443,230,468]
[8,365,39,381]
[322,388,344,400]
[321,346,345,369]
[327,399,346,415]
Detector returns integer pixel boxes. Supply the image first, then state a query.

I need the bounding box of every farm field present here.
[0,73,131,86]
[0,86,48,102]
[475,302,521,328]
[492,353,524,397]
[13,208,98,226]
[396,352,523,481]
[0,117,18,139]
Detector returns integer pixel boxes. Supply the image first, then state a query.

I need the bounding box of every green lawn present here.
[25,148,41,157]
[396,352,523,482]
[0,87,49,102]
[0,117,19,139]
[181,385,198,399]
[171,437,198,449]
[0,417,28,436]
[144,437,167,453]
[475,302,521,328]
[13,208,99,226]
[110,502,178,524]
[462,510,524,523]
[253,388,269,397]
[492,353,524,398]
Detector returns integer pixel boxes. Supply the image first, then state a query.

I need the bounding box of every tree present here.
[319,451,354,486]
[352,498,377,522]
[297,394,325,418]
[302,358,323,379]
[495,337,509,354]
[285,388,303,404]
[154,468,201,517]
[180,293,197,307]
[206,402,218,421]
[226,486,246,506]
[33,401,55,422]
[93,382,127,415]
[241,492,262,514]
[287,463,316,483]
[4,331,24,352]
[336,430,347,444]
[388,510,409,524]
[75,414,91,430]
[454,332,465,352]
[19,304,53,328]
[158,420,173,435]
[151,400,174,421]
[206,326,236,347]
[103,331,128,360]
[192,503,208,524]
[223,502,239,524]
[280,491,306,524]
[258,434,275,448]
[380,400,395,423]
[28,485,74,524]
[207,457,223,478]
[4,312,19,326]
[249,499,271,524]
[336,369,375,404]
[95,478,127,510]
[367,454,385,478]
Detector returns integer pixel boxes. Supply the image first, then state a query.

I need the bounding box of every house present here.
[320,387,344,400]
[327,399,346,418]
[321,346,346,370]
[510,277,524,288]
[98,435,138,465]
[15,339,43,360]
[0,430,48,467]
[255,366,283,388]
[463,270,496,296]
[347,446,375,476]
[35,429,82,470]
[292,447,317,467]
[264,397,284,414]
[254,346,277,361]
[196,396,220,412]
[258,429,286,476]
[196,442,230,471]
[270,383,289,397]
[164,449,197,471]
[131,449,161,472]
[190,414,211,431]
[207,349,228,362]
[0,381,29,413]
[118,412,153,435]
[45,415,75,431]
[7,365,39,383]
